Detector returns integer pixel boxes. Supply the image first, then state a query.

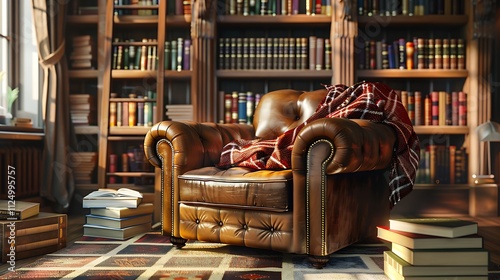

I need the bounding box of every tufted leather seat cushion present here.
[178,166,293,211]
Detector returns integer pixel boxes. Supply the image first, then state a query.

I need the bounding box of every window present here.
[0,1,41,128]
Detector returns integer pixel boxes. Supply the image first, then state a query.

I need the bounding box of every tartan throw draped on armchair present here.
[217,81,420,206]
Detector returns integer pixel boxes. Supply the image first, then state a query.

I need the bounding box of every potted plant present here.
[0,71,19,124]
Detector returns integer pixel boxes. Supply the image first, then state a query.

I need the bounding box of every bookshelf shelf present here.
[68,70,99,78]
[114,4,160,10]
[109,126,151,136]
[66,15,99,24]
[107,172,155,177]
[110,98,156,102]
[217,69,333,78]
[113,15,159,25]
[358,15,468,26]
[217,15,332,25]
[164,70,192,79]
[357,69,468,78]
[111,70,158,79]
[414,126,470,135]
[166,15,191,26]
[74,125,100,135]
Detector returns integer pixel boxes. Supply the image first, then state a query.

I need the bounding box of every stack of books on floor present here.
[82,188,153,240]
[378,218,489,280]
[0,200,66,263]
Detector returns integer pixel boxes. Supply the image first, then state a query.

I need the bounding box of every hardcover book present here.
[389,218,478,238]
[384,251,488,277]
[83,221,151,240]
[391,242,489,266]
[377,226,483,250]
[86,213,152,229]
[0,200,39,220]
[89,203,154,219]
[82,188,143,208]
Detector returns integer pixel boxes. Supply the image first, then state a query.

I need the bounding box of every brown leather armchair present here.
[144,88,397,268]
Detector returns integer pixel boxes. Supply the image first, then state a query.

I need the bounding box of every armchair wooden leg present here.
[170,236,187,249]
[308,255,329,269]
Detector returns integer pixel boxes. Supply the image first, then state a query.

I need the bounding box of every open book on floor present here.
[82,188,143,208]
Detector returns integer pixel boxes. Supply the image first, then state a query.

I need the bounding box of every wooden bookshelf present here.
[79,0,495,218]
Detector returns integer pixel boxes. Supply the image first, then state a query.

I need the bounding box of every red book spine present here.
[431,91,439,125]
[108,154,117,184]
[231,91,238,123]
[458,91,467,126]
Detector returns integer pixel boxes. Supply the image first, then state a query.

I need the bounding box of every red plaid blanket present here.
[218,82,420,206]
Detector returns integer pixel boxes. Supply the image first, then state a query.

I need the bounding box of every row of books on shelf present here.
[70,35,96,70]
[114,0,160,15]
[112,38,191,71]
[222,0,332,16]
[70,94,97,126]
[164,38,191,71]
[115,0,192,16]
[108,145,154,184]
[222,91,263,124]
[0,200,66,263]
[378,218,488,279]
[358,38,465,70]
[218,36,331,70]
[109,92,158,128]
[357,0,465,16]
[415,144,467,185]
[399,90,467,126]
[0,146,42,200]
[82,189,153,240]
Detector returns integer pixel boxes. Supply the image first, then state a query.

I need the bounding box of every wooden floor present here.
[1,214,499,275]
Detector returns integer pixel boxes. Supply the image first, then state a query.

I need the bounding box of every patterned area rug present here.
[1,232,499,279]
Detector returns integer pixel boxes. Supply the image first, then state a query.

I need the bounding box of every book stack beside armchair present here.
[82,188,153,240]
[378,218,489,279]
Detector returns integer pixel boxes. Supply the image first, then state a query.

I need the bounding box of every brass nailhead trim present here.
[157,139,175,237]
[306,139,334,255]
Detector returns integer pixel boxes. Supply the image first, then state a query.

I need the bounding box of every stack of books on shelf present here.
[69,94,97,126]
[69,35,95,69]
[0,200,67,263]
[378,218,489,279]
[12,117,33,128]
[164,104,193,121]
[82,188,153,240]
[70,152,97,184]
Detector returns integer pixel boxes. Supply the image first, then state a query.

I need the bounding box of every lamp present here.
[475,121,500,183]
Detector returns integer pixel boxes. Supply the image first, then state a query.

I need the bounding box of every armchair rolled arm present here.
[144,121,256,170]
[292,118,396,174]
